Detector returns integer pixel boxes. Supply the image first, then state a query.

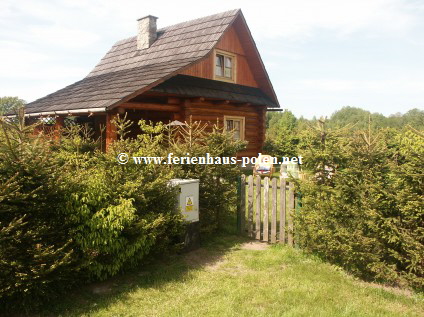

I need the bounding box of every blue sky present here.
[1,0,423,118]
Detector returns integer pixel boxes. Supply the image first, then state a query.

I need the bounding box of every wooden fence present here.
[238,174,296,245]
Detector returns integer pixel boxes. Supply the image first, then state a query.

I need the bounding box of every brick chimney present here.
[137,15,158,50]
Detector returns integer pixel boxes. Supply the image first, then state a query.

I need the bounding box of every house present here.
[24,9,280,157]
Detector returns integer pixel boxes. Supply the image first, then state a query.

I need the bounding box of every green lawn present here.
[41,235,423,317]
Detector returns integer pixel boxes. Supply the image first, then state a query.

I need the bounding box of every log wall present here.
[182,100,265,157]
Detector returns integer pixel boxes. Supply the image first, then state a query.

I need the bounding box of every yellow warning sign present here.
[185,196,194,212]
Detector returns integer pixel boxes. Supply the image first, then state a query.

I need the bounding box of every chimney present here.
[137,15,158,50]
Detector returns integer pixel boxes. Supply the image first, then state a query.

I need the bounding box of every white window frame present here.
[213,49,236,83]
[224,115,245,140]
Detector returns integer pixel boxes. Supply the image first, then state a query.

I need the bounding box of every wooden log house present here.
[24,9,280,157]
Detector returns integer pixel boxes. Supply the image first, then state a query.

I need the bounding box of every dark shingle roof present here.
[151,75,278,107]
[25,59,197,113]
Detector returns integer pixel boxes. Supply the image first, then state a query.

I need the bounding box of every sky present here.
[0,0,423,119]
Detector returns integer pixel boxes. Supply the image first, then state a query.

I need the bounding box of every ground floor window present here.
[224,116,245,140]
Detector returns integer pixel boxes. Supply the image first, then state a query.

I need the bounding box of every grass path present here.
[42,235,423,317]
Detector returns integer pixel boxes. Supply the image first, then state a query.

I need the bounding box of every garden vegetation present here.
[0,96,422,312]
[266,108,424,291]
[0,98,245,311]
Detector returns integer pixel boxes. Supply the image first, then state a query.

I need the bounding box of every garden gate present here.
[237,175,297,245]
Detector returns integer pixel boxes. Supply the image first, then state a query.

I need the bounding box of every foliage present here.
[328,106,424,130]
[0,96,25,115]
[264,110,299,157]
[167,118,246,233]
[295,120,424,290]
[111,116,246,234]
[0,114,82,309]
[297,118,352,185]
[58,116,185,280]
[0,113,182,310]
[266,106,424,160]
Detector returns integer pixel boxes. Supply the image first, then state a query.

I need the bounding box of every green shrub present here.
[296,121,424,290]
[0,114,185,310]
[165,119,246,233]
[0,111,246,311]
[0,115,82,309]
[57,117,185,280]
[109,116,246,234]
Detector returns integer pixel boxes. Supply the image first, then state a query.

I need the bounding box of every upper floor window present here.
[214,50,235,82]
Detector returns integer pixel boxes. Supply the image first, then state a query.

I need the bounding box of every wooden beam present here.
[258,106,266,153]
[213,100,230,105]
[54,116,64,141]
[167,97,181,104]
[120,102,180,112]
[105,112,117,151]
[181,99,190,122]
[190,97,205,103]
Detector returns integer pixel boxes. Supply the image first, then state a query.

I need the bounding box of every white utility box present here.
[168,179,199,223]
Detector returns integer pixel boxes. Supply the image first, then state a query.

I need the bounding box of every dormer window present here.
[214,50,236,82]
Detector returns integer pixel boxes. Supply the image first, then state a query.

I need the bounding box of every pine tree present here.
[0,110,81,310]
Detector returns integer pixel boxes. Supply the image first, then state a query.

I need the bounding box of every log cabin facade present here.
[24,9,279,157]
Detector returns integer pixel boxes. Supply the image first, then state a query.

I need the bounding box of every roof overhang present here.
[6,107,106,118]
[147,75,278,107]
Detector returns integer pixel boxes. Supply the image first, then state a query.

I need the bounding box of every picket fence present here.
[238,174,296,245]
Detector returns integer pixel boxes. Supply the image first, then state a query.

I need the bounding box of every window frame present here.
[224,115,245,140]
[213,49,236,83]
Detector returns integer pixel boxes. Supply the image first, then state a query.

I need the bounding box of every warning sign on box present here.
[185,196,194,211]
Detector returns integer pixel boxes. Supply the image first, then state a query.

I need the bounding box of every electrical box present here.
[168,179,199,223]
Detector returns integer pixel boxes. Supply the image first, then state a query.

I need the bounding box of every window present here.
[224,116,245,140]
[214,50,235,82]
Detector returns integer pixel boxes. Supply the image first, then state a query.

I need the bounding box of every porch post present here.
[105,112,117,151]
[54,116,64,141]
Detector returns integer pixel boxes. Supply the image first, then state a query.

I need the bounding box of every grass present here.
[38,235,423,317]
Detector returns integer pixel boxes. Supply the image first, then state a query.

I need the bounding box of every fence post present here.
[247,175,254,237]
[236,175,242,234]
[240,174,246,235]
[263,177,269,242]
[255,175,261,240]
[271,178,277,243]
[279,178,286,244]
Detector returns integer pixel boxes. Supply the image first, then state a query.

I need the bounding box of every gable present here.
[179,25,258,87]
[179,14,277,105]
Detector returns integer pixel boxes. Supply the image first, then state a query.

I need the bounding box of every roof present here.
[25,9,278,114]
[151,75,278,107]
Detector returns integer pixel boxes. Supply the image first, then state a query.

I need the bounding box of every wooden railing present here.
[238,174,296,245]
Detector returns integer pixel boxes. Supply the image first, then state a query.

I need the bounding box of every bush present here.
[0,114,184,310]
[0,115,82,309]
[296,121,424,290]
[0,112,245,310]
[164,118,246,233]
[56,117,185,280]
